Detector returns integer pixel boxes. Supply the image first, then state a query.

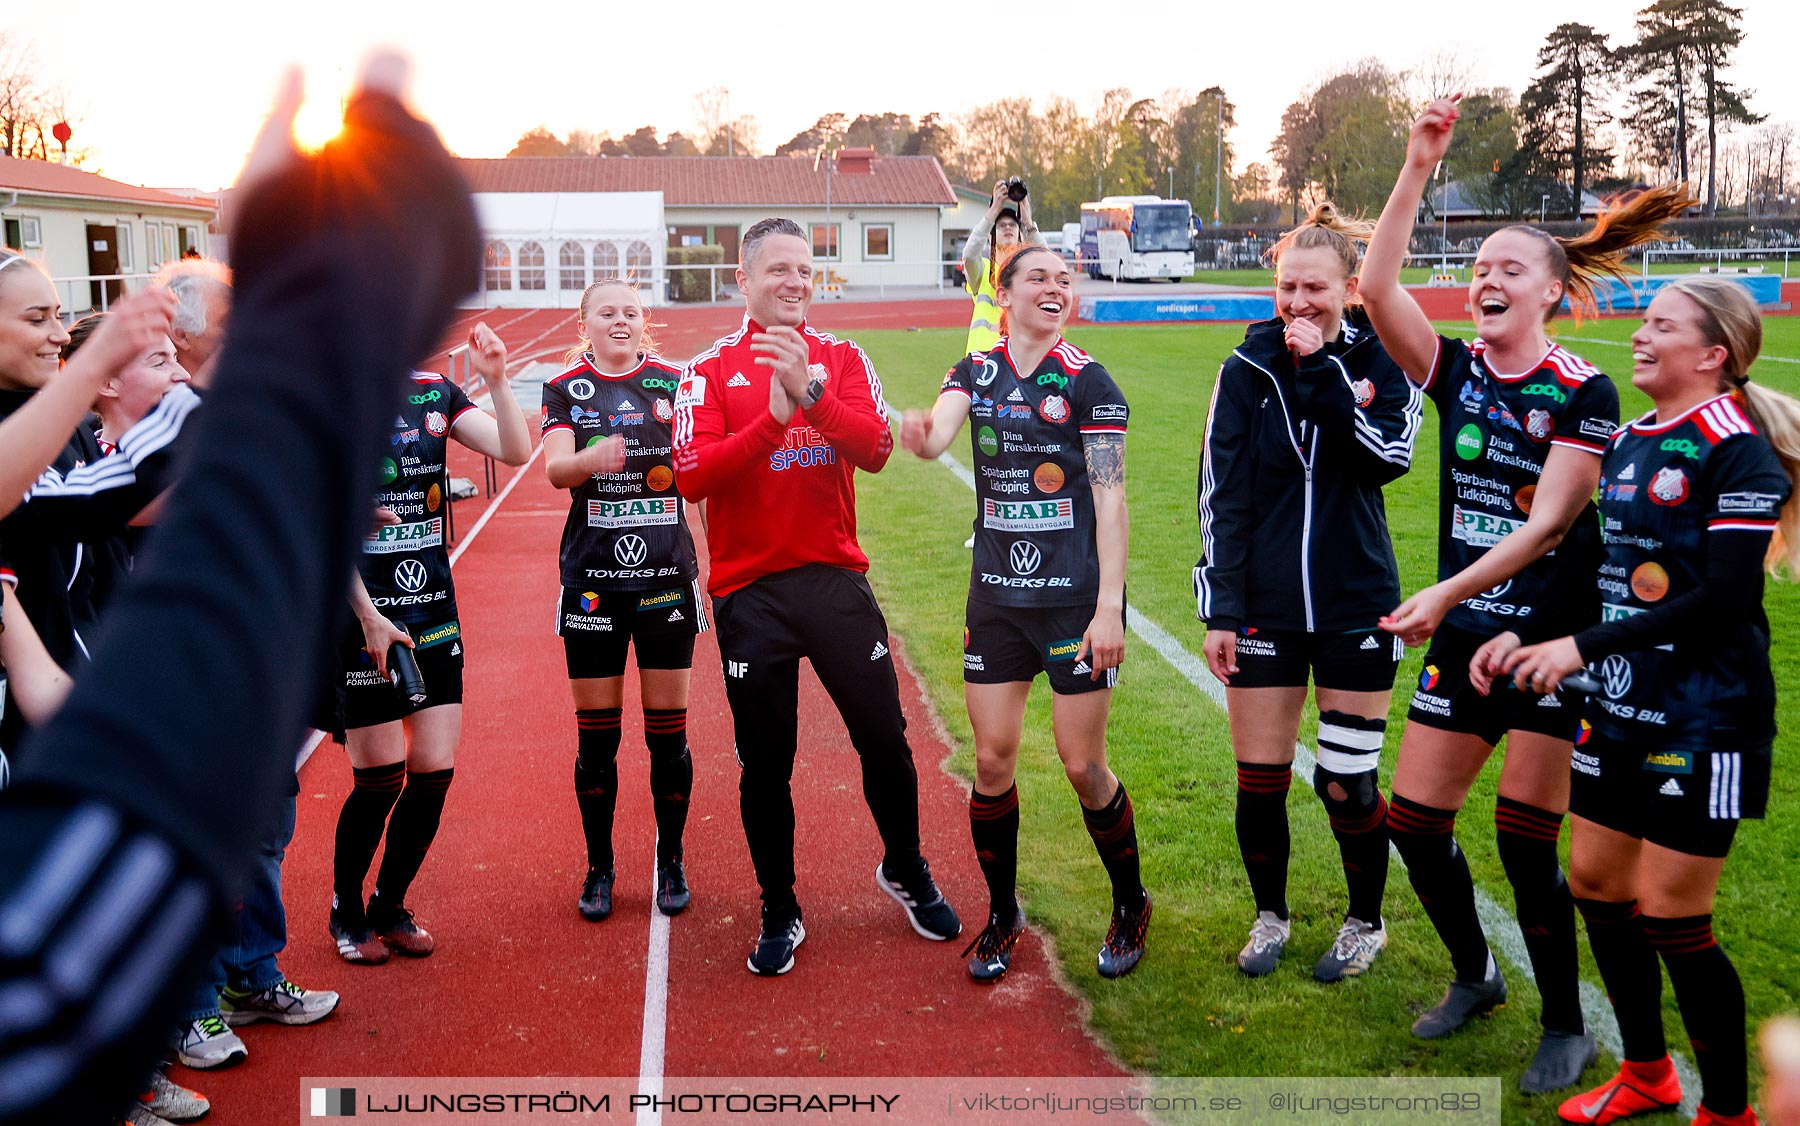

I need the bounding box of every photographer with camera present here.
[962,177,1045,356]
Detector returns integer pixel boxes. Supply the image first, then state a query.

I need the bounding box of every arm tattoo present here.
[1083,433,1125,489]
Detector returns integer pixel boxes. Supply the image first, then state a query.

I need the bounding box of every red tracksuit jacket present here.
[673,317,894,597]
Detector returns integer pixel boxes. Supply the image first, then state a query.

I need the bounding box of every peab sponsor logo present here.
[587,497,679,529]
[983,497,1074,533]
[1451,504,1524,548]
[365,518,444,554]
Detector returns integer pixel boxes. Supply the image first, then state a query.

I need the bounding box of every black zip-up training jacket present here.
[1194,310,1423,633]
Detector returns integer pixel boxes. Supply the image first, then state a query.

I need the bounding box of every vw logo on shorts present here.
[974,356,1000,387]
[1009,540,1042,576]
[394,559,429,593]
[567,378,597,402]
[1600,654,1633,700]
[614,534,648,568]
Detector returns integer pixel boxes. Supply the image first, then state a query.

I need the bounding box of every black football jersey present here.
[1421,337,1619,634]
[941,337,1128,608]
[1586,394,1790,750]
[541,354,698,590]
[358,373,476,649]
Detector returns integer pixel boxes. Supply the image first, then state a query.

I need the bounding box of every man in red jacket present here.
[674,217,961,975]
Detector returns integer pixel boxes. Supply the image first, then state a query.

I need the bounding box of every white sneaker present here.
[1314,916,1388,983]
[174,1014,247,1069]
[221,978,341,1026]
[1236,910,1290,977]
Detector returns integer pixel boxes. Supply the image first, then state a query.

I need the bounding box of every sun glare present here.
[291,88,343,151]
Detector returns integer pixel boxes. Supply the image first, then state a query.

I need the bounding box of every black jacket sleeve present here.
[0,87,479,1124]
[1195,360,1257,631]
[1293,345,1421,487]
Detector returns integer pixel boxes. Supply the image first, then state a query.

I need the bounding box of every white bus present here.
[1079,196,1195,281]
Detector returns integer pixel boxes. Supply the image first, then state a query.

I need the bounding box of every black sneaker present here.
[1519,1029,1598,1094]
[962,909,1026,983]
[1097,891,1152,979]
[1412,958,1507,1038]
[579,868,615,921]
[747,909,805,976]
[875,859,962,940]
[656,861,691,916]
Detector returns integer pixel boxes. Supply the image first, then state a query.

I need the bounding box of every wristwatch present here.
[803,375,826,407]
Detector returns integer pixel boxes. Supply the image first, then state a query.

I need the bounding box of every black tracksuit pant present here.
[714,564,922,917]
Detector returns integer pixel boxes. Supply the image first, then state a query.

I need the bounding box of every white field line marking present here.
[1560,334,1800,365]
[921,435,1700,1111]
[637,866,672,1126]
[446,441,545,568]
[433,432,674,1117]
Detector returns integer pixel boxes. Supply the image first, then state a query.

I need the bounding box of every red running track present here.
[195,426,1126,1123]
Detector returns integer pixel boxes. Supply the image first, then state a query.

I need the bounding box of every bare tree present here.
[0,32,79,162]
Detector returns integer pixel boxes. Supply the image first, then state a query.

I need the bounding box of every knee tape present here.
[1313,710,1385,810]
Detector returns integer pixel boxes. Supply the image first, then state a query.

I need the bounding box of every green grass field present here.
[850,316,1800,1123]
[1183,261,1797,287]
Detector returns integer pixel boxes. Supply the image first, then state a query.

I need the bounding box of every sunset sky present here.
[11,0,1799,191]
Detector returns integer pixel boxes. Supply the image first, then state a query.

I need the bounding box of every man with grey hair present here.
[153,259,232,389]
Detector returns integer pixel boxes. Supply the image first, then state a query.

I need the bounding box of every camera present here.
[1005,177,1029,202]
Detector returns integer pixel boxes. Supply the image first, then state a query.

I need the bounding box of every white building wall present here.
[665,205,945,289]
[4,197,210,312]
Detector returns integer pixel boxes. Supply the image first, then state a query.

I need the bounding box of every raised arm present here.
[446,322,532,466]
[1360,97,1461,385]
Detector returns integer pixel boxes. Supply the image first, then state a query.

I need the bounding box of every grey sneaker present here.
[875,859,962,941]
[174,1014,246,1070]
[137,1066,210,1122]
[1236,910,1290,977]
[1314,917,1387,983]
[1412,956,1508,1038]
[123,1104,175,1126]
[221,978,341,1026]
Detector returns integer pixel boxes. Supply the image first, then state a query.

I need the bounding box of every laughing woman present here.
[1196,202,1422,985]
[902,246,1150,983]
[1360,94,1693,1092]
[1503,279,1800,1126]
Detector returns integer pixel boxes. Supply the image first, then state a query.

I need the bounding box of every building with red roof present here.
[1,155,216,311]
[457,150,958,305]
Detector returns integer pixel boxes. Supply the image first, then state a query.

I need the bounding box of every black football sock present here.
[373,767,454,907]
[1235,761,1292,919]
[333,761,406,917]
[1387,794,1489,981]
[1574,897,1667,1063]
[969,785,1020,925]
[1081,782,1144,912]
[1495,797,1583,1033]
[644,708,692,866]
[573,707,622,872]
[1644,913,1747,1116]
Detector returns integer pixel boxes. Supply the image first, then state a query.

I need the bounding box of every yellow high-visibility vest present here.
[965,257,1000,354]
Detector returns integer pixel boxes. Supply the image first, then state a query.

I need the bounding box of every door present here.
[715,225,740,266]
[86,224,122,310]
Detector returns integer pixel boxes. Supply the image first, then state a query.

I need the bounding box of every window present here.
[625,240,652,278]
[483,241,512,290]
[145,224,163,269]
[116,222,134,270]
[559,241,586,291]
[518,241,546,290]
[862,223,893,261]
[21,216,42,248]
[594,241,620,277]
[162,226,177,262]
[810,224,839,260]
[180,226,201,256]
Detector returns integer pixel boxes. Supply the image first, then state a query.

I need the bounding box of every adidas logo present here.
[870,641,889,660]
[617,399,635,410]
[727,373,751,388]
[668,610,684,622]
[1659,777,1684,797]
[450,642,462,657]
[1006,387,1025,401]
[1359,635,1379,651]
[1538,694,1561,707]
[1616,463,1636,480]
[1072,660,1092,675]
